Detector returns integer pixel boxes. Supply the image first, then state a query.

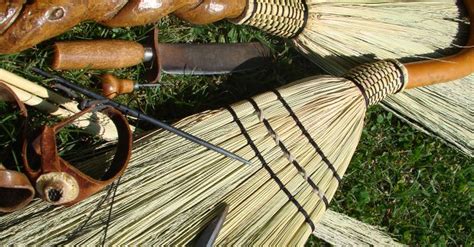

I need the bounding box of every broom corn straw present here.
[4,1,470,244]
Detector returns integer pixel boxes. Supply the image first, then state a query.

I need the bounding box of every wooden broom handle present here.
[404,0,474,89]
[0,0,247,54]
[174,0,247,24]
[0,0,129,54]
[102,0,203,27]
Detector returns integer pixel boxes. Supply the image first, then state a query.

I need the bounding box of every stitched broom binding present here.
[230,0,307,38]
[345,60,408,106]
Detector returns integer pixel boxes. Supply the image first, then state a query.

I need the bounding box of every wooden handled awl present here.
[52,28,272,83]
[101,74,159,99]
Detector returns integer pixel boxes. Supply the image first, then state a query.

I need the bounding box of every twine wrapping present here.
[230,0,307,38]
[345,60,408,106]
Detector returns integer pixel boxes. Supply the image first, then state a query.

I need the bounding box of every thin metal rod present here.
[136,84,160,88]
[32,68,251,165]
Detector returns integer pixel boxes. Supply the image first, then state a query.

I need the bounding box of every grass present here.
[0,17,472,246]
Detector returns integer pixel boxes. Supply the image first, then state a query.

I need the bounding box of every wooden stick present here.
[0,69,122,140]
[2,83,120,141]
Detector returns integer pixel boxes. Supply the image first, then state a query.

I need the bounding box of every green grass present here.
[0,17,472,246]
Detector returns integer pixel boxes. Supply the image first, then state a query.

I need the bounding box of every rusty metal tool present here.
[52,28,272,83]
[32,67,252,166]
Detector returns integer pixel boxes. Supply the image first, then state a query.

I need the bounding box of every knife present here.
[52,28,272,83]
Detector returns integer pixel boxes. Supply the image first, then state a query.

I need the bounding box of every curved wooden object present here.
[0,81,35,213]
[175,0,246,24]
[0,0,128,54]
[0,0,25,34]
[102,0,202,27]
[25,105,132,206]
[0,166,35,213]
[52,40,145,70]
[404,0,474,89]
[0,0,251,54]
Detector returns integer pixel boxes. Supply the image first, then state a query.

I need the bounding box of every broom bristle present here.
[295,0,473,156]
[0,75,369,245]
[233,0,473,156]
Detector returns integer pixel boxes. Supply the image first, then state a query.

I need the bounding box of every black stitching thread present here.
[290,0,309,39]
[271,89,342,183]
[226,106,316,232]
[342,72,370,107]
[247,98,330,208]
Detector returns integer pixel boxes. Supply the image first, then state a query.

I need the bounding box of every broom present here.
[216,0,473,156]
[4,0,470,155]
[0,77,403,247]
[289,0,474,156]
[0,72,396,245]
[1,3,472,241]
[180,0,473,156]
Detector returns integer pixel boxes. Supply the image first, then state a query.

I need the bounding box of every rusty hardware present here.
[0,79,133,209]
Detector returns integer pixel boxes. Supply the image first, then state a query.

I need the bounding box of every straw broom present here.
[0,3,471,246]
[291,0,474,156]
[0,76,403,245]
[1,14,472,241]
[1,1,472,241]
[0,75,371,245]
[222,0,473,156]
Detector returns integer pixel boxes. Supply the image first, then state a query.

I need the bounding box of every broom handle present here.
[404,0,474,89]
[0,0,133,54]
[101,0,203,27]
[0,0,247,54]
[174,0,247,24]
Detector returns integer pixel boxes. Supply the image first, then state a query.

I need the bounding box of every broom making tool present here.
[52,28,272,83]
[31,67,251,166]
[100,74,160,99]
